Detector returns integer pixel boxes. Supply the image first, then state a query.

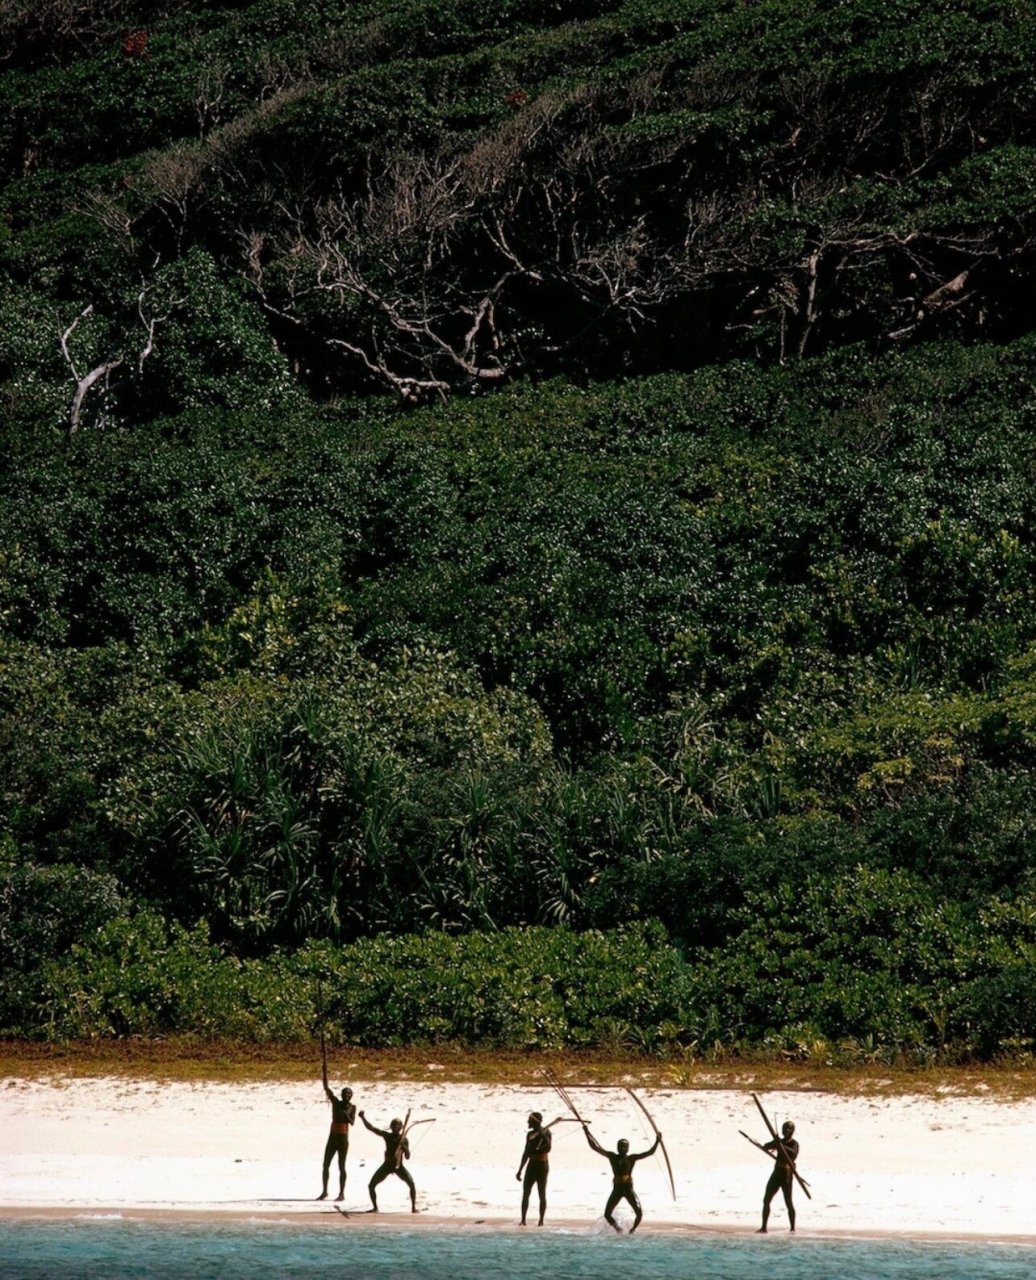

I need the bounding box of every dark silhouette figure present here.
[516,1111,552,1226]
[360,1112,417,1213]
[583,1123,660,1234]
[758,1120,799,1233]
[317,1062,355,1201]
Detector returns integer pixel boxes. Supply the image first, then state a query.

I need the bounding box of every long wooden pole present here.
[317,978,328,1080]
[318,972,329,1090]
[739,1130,811,1187]
[751,1093,812,1200]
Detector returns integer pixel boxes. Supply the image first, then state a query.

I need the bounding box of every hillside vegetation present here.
[1,1,1035,1062]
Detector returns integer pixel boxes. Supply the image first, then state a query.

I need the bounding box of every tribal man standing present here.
[758,1120,799,1233]
[583,1123,660,1234]
[316,1049,355,1202]
[516,1111,552,1226]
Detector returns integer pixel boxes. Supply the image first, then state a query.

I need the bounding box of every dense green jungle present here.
[2,0,1036,1063]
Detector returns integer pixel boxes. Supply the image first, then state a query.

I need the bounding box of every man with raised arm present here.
[359,1112,417,1213]
[758,1119,799,1233]
[582,1122,660,1234]
[516,1111,552,1226]
[316,1035,356,1201]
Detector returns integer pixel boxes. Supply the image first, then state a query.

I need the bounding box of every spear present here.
[318,973,330,1094]
[317,977,329,1082]
[739,1130,811,1188]
[751,1093,812,1200]
[625,1087,676,1201]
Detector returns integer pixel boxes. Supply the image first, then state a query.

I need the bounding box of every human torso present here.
[770,1137,798,1168]
[385,1132,408,1165]
[525,1128,552,1162]
[330,1100,355,1134]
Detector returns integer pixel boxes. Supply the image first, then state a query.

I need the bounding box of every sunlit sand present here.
[3,1075,1035,1243]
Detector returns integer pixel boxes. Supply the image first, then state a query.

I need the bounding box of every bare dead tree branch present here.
[61,305,123,435]
[59,280,185,433]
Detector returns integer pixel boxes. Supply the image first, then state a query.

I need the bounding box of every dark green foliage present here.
[3,1,1036,1058]
[308,920,694,1050]
[2,0,1034,402]
[10,903,1036,1059]
[100,652,552,948]
[0,859,126,1033]
[695,866,982,1048]
[24,918,693,1047]
[3,340,1036,1054]
[34,911,253,1041]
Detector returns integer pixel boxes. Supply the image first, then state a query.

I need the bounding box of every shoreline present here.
[3,1206,1035,1249]
[4,1074,1036,1243]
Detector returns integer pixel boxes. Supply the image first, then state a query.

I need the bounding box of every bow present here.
[626,1087,676,1201]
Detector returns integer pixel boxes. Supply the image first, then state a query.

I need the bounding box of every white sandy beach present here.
[2,1072,1035,1243]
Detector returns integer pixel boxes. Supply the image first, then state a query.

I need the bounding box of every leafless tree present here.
[59,282,184,433]
[241,82,704,398]
[195,62,231,138]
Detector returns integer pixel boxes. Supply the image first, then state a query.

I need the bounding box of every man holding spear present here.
[742,1095,809,1234]
[758,1119,800,1232]
[316,1029,356,1202]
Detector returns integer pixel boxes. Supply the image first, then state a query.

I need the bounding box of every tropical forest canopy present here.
[1,0,1035,1061]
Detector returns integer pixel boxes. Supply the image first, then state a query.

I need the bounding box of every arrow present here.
[625,1087,676,1201]
[544,1116,580,1130]
[543,1067,588,1124]
[394,1107,413,1168]
[739,1131,811,1187]
[751,1093,811,1200]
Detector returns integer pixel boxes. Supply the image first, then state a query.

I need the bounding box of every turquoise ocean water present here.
[1,1219,1033,1280]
